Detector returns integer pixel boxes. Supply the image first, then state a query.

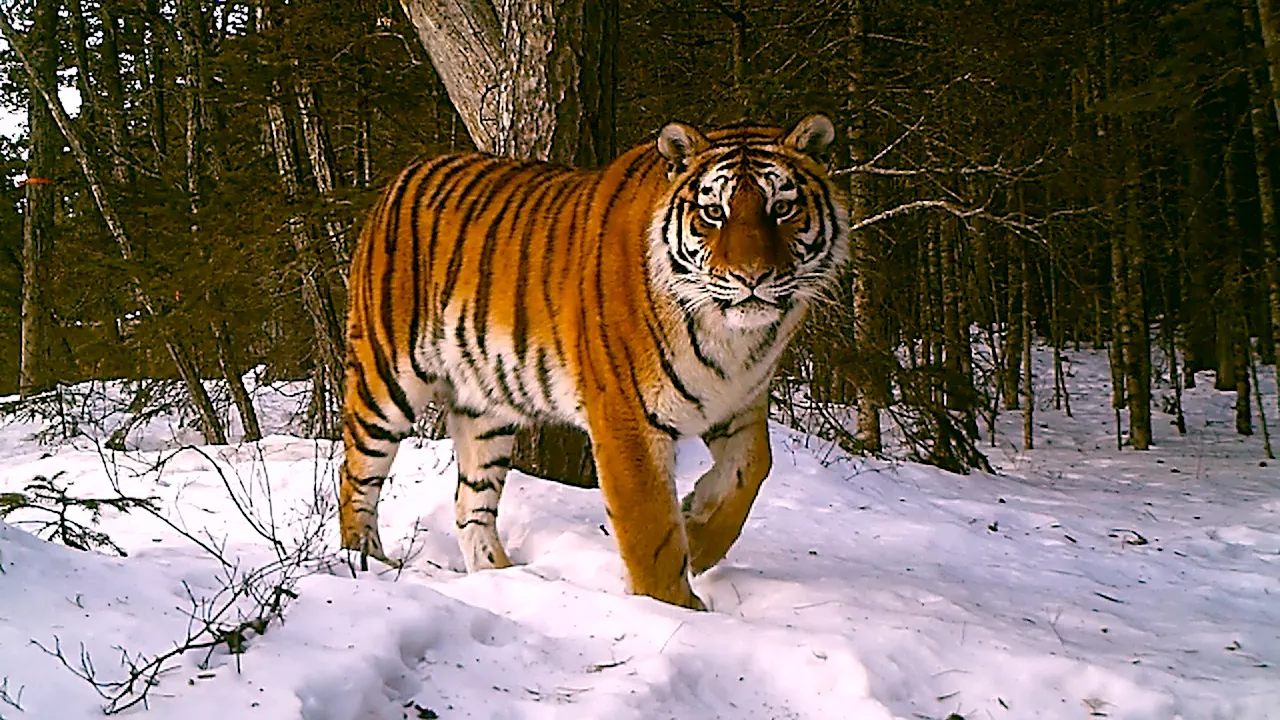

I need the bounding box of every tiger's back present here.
[340,115,849,609]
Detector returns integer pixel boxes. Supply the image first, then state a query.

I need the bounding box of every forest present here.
[0,0,1276,476]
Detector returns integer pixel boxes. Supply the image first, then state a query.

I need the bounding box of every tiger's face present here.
[650,114,850,330]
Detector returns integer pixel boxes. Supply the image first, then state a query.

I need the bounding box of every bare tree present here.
[845,0,884,451]
[19,0,59,397]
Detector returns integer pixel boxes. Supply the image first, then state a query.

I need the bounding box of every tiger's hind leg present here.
[447,409,520,572]
[339,359,435,569]
[681,396,772,575]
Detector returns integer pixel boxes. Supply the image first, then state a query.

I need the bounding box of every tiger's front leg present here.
[588,415,704,610]
[682,396,772,575]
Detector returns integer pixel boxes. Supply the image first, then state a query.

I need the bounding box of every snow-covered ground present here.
[0,346,1277,720]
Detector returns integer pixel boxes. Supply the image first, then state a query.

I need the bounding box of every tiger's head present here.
[650,114,850,330]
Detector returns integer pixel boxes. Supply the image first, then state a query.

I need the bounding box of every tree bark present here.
[1021,235,1034,450]
[265,80,346,438]
[146,0,167,159]
[180,0,260,442]
[1003,229,1023,410]
[1107,172,1127,449]
[1254,0,1280,128]
[846,0,883,451]
[401,0,617,486]
[18,0,59,397]
[296,80,352,270]
[1244,0,1280,422]
[1123,150,1151,449]
[400,0,617,167]
[97,3,131,185]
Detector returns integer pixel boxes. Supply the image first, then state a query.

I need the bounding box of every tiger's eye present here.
[772,200,794,219]
[701,204,725,223]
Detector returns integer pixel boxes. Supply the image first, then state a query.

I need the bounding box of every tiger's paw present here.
[341,525,398,571]
[683,517,731,577]
[632,579,707,611]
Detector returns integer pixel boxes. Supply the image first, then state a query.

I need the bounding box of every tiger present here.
[338,113,850,610]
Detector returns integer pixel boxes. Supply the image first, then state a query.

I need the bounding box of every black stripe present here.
[647,412,680,439]
[457,518,490,529]
[492,354,521,409]
[535,347,556,410]
[684,313,726,379]
[547,177,591,378]
[746,319,783,370]
[351,474,386,487]
[702,416,742,443]
[475,168,542,358]
[652,525,676,563]
[515,174,572,364]
[590,157,657,392]
[454,301,488,394]
[429,158,508,339]
[425,157,489,349]
[378,159,429,373]
[353,360,391,423]
[452,404,484,419]
[621,343,680,440]
[360,179,418,425]
[476,423,521,440]
[369,342,417,424]
[354,412,404,443]
[480,456,511,470]
[439,163,534,317]
[644,315,703,410]
[348,434,389,458]
[407,157,465,385]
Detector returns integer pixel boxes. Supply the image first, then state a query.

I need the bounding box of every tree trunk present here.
[1003,230,1023,410]
[1123,150,1151,450]
[181,0,259,443]
[1021,236,1034,450]
[400,0,617,167]
[214,322,262,442]
[18,0,59,397]
[1254,0,1280,128]
[846,0,883,451]
[1244,1,1280,421]
[296,80,352,270]
[146,0,167,158]
[97,4,131,185]
[1108,173,1127,449]
[400,0,617,486]
[265,80,346,438]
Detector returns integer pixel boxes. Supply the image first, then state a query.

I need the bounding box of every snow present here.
[0,346,1277,720]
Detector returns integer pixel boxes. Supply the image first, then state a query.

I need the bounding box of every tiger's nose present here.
[728,268,771,289]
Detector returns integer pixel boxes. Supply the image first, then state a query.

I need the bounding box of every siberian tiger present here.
[339,114,850,609]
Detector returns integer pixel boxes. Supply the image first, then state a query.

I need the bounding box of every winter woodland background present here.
[0,3,1278,719]
[1,0,1279,472]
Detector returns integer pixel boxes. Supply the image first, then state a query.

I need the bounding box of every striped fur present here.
[338,114,850,609]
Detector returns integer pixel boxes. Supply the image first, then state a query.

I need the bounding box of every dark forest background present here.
[0,0,1276,473]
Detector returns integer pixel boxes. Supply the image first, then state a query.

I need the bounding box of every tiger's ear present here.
[784,114,836,156]
[657,122,709,175]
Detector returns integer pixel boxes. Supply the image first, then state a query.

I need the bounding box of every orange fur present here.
[338,116,848,610]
